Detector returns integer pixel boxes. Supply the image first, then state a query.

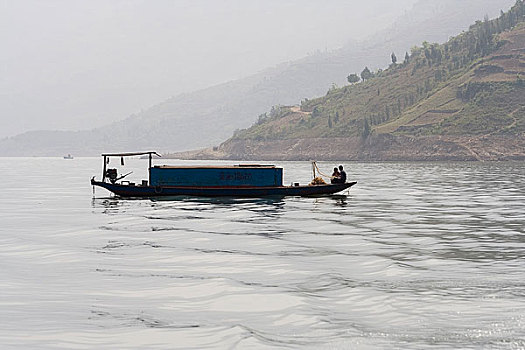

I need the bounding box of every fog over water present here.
[1,0,420,138]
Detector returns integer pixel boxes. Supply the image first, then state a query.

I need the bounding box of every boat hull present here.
[91,180,356,198]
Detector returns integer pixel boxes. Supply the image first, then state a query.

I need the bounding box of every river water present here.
[0,157,524,349]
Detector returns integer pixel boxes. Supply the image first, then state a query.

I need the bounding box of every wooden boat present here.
[90,151,356,198]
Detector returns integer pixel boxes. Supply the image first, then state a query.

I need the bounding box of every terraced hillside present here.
[184,2,524,161]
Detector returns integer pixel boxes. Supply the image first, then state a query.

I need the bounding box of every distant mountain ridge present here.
[183,1,524,161]
[0,0,516,156]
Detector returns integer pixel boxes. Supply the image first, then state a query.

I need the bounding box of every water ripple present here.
[1,159,524,349]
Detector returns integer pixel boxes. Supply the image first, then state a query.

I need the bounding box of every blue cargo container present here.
[150,165,283,187]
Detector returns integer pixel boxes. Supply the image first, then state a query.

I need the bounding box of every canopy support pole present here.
[148,153,152,185]
[102,156,107,183]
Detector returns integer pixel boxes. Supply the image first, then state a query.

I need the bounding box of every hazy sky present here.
[1,0,419,138]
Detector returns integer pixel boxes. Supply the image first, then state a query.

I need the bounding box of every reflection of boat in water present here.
[90,151,356,198]
[63,154,74,159]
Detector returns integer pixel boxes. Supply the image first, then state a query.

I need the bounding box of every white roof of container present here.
[153,165,277,169]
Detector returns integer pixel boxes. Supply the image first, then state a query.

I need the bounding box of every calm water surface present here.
[0,158,524,349]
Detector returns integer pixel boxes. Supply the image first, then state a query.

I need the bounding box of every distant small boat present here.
[64,154,74,159]
[90,151,356,198]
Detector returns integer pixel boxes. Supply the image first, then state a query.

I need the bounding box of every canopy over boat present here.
[101,151,161,157]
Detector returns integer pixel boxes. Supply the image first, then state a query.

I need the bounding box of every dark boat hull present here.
[91,180,356,198]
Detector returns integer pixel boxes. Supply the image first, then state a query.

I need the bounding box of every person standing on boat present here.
[338,165,347,183]
[331,167,341,184]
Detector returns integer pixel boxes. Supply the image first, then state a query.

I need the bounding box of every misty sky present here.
[1,0,421,138]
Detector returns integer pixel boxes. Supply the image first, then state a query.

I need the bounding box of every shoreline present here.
[165,134,525,162]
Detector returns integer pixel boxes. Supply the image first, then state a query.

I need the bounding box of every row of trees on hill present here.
[347,0,524,87]
[412,0,524,73]
[347,51,410,84]
[346,0,525,138]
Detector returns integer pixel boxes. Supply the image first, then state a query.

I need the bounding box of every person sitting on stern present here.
[331,167,341,184]
[338,165,347,183]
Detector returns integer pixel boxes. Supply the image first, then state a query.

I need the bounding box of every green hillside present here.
[201,1,524,161]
